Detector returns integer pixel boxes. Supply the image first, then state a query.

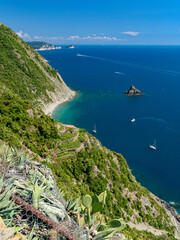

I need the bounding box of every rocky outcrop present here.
[125,85,144,96]
[151,193,180,240]
[0,217,26,240]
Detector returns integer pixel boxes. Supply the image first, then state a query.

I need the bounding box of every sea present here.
[40,45,180,213]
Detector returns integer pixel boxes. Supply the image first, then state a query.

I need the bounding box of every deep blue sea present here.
[40,46,180,212]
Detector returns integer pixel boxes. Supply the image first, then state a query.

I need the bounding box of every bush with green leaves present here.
[68,191,127,240]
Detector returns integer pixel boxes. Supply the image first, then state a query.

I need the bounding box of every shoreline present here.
[43,91,76,116]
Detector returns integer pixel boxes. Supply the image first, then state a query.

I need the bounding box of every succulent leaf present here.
[94,228,116,239]
[98,191,107,205]
[108,219,123,228]
[92,194,99,205]
[92,202,103,214]
[82,194,92,208]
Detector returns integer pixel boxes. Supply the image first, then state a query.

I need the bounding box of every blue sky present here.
[1,0,180,45]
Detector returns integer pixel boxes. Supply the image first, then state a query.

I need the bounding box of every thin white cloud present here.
[72,35,123,41]
[67,35,80,40]
[34,36,64,40]
[122,31,140,36]
[34,36,43,39]
[82,36,92,40]
[31,34,124,42]
[16,30,31,39]
[16,30,23,37]
[49,36,64,40]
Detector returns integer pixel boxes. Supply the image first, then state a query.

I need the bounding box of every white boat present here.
[93,124,97,133]
[131,118,136,123]
[149,139,157,150]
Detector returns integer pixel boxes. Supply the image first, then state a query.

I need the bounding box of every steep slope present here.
[0,23,75,113]
[0,93,180,239]
[0,24,180,239]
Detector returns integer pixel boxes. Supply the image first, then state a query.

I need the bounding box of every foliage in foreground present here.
[0,144,127,239]
[0,144,86,240]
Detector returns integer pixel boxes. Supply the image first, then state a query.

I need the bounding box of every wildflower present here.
[49,237,53,240]
[35,159,37,162]
[31,154,33,157]
[54,162,57,165]
[21,147,23,150]
[44,152,47,155]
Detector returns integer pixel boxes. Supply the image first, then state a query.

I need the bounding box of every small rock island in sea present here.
[67,45,75,49]
[125,85,144,96]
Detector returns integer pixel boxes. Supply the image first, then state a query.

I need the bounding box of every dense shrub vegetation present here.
[0,24,62,106]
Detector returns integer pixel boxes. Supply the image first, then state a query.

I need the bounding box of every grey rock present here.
[0,228,14,240]
[112,233,126,239]
[125,85,144,96]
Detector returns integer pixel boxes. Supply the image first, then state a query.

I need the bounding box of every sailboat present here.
[149,139,157,150]
[93,124,97,133]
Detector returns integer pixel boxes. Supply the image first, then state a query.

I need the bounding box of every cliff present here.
[0,24,180,240]
[0,24,75,114]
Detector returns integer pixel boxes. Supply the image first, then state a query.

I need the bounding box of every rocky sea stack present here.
[125,85,144,96]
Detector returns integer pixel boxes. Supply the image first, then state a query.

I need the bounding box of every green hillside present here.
[0,24,74,109]
[0,24,180,240]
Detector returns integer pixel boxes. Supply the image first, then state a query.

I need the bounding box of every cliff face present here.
[0,24,75,112]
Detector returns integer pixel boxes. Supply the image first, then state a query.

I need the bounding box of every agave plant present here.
[65,197,81,217]
[27,222,39,240]
[0,176,20,225]
[32,180,47,209]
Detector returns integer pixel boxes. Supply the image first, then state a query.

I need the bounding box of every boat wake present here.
[77,54,91,58]
[115,72,125,75]
[138,117,174,132]
[139,117,166,123]
[76,53,180,77]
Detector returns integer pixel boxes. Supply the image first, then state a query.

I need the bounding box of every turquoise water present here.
[40,46,180,212]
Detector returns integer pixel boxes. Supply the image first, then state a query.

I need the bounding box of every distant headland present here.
[27,41,62,51]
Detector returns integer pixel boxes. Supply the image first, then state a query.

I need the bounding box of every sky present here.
[1,0,180,45]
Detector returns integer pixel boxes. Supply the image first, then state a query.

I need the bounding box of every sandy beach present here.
[43,92,76,116]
